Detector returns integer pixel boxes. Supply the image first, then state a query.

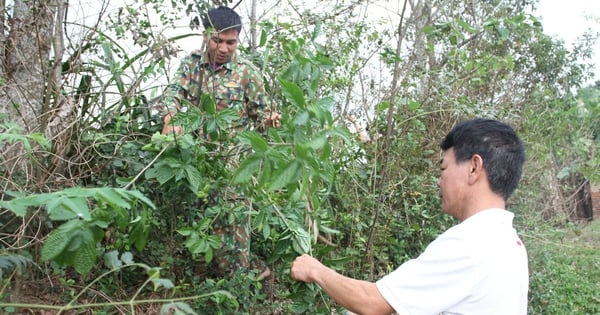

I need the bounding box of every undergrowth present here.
[524,219,600,314]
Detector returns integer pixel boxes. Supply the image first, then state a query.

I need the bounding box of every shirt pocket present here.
[215,84,244,111]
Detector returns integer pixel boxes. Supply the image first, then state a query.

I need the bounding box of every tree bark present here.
[0,0,59,188]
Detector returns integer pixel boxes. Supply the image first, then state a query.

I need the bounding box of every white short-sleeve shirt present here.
[375,208,528,315]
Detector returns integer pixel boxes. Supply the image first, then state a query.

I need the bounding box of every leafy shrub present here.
[525,221,600,314]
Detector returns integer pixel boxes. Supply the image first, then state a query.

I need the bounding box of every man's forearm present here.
[312,267,393,315]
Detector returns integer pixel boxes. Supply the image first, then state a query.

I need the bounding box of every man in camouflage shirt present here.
[161,7,279,135]
[161,6,278,280]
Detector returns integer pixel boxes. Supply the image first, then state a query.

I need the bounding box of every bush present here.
[525,220,600,314]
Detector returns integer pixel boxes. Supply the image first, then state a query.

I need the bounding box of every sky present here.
[68,0,600,86]
[536,0,600,83]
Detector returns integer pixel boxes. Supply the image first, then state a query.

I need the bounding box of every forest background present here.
[0,0,599,314]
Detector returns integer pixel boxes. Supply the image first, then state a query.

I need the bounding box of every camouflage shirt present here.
[163,50,271,131]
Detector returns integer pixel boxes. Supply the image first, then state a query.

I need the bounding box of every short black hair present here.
[440,118,525,201]
[202,6,242,33]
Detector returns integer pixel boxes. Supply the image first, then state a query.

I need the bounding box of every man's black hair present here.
[202,6,242,33]
[440,118,526,201]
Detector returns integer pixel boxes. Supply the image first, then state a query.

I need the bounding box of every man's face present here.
[205,29,239,64]
[437,148,470,220]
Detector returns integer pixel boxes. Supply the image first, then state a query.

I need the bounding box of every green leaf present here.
[205,247,214,263]
[73,241,96,275]
[237,131,269,152]
[259,28,268,47]
[104,250,122,269]
[177,227,194,236]
[161,302,198,315]
[267,160,301,191]
[96,188,130,209]
[41,220,83,261]
[292,227,312,254]
[293,111,310,126]
[0,193,51,217]
[117,189,155,209]
[121,252,134,265]
[46,196,90,221]
[184,164,203,193]
[200,93,216,114]
[306,135,328,150]
[233,155,262,184]
[421,25,436,34]
[146,164,176,184]
[457,19,477,33]
[152,278,175,290]
[289,301,310,313]
[279,78,306,109]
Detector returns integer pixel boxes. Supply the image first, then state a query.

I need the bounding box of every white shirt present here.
[376,208,528,315]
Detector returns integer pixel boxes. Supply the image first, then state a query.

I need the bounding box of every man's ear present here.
[468,154,485,183]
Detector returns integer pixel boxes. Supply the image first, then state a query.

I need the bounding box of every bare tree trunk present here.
[1,0,56,130]
[248,0,258,51]
[0,0,59,189]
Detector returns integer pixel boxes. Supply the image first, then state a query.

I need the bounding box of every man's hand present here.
[290,254,324,283]
[161,112,184,135]
[264,112,282,128]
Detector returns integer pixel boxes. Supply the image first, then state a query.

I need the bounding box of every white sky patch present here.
[536,0,600,83]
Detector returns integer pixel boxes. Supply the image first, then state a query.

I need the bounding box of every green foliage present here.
[0,253,32,280]
[0,116,50,153]
[1,0,598,313]
[525,221,600,314]
[0,187,155,275]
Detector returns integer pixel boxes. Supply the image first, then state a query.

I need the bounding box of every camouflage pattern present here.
[211,198,267,277]
[163,50,270,277]
[162,50,272,132]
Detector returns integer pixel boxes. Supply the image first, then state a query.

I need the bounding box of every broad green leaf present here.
[233,155,262,184]
[104,250,122,269]
[152,278,175,290]
[145,164,176,185]
[160,302,198,315]
[306,135,328,150]
[96,188,130,209]
[116,189,156,209]
[279,78,306,109]
[205,247,213,263]
[197,217,212,231]
[291,226,312,254]
[293,111,310,126]
[200,93,216,114]
[289,301,310,313]
[421,25,436,34]
[121,252,134,265]
[259,28,268,47]
[320,141,332,160]
[215,108,239,125]
[267,160,301,192]
[0,193,52,217]
[294,143,310,160]
[177,227,194,236]
[184,164,203,193]
[206,235,221,249]
[41,220,83,261]
[237,131,268,152]
[47,196,90,221]
[73,241,97,275]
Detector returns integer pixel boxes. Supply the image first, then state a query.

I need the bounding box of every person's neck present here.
[459,196,505,222]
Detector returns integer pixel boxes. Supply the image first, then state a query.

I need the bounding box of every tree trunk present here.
[1,0,57,130]
[0,0,60,188]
